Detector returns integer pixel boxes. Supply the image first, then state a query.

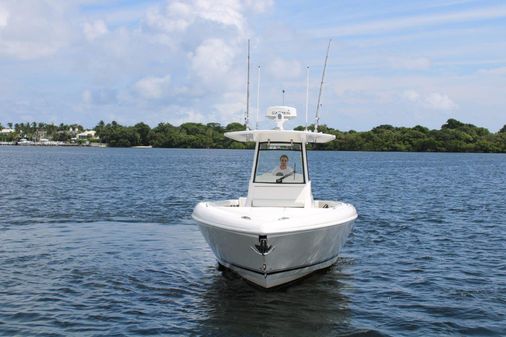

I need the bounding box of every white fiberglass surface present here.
[254,142,304,184]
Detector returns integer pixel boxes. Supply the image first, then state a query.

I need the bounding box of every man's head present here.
[280,155,288,168]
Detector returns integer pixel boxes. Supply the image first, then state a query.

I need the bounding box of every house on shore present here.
[76,130,97,140]
[1,128,15,134]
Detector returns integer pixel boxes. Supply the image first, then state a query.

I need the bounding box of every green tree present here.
[225,122,246,132]
[442,118,464,129]
[134,122,151,145]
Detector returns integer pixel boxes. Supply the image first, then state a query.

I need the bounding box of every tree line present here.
[302,119,506,153]
[2,119,505,152]
[94,118,506,152]
[0,122,84,142]
[93,121,249,148]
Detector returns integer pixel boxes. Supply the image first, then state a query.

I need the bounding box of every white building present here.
[76,130,97,139]
[1,128,15,134]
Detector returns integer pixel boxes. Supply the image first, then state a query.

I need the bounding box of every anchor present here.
[252,235,273,256]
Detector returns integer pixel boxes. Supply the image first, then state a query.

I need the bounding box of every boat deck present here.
[192,199,357,235]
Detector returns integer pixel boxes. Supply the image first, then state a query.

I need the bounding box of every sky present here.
[0,0,505,131]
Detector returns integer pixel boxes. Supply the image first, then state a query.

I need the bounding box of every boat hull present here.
[197,218,354,288]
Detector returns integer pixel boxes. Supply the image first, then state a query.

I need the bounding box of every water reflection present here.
[198,262,355,337]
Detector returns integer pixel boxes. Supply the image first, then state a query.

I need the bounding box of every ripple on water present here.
[0,149,505,336]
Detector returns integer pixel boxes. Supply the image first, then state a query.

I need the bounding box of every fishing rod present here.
[315,39,332,133]
[256,66,260,130]
[245,39,250,130]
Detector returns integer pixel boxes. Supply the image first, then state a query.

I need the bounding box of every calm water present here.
[1,147,505,336]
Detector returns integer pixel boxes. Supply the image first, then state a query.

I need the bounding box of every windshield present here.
[253,142,305,184]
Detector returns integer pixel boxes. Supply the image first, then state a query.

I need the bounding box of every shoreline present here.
[0,142,107,147]
[1,143,504,153]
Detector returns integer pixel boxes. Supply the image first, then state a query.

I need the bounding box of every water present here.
[1,146,505,336]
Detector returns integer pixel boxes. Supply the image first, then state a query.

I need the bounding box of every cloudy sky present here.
[0,0,505,131]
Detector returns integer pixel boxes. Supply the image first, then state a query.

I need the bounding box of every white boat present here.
[17,139,34,145]
[192,106,358,288]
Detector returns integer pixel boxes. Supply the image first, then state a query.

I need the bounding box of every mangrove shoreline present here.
[1,119,505,153]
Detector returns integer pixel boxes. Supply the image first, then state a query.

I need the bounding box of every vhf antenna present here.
[315,39,331,133]
[245,39,250,130]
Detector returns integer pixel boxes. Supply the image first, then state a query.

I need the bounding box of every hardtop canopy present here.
[224,129,335,144]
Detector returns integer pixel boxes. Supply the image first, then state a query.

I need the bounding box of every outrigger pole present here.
[315,39,332,133]
[305,66,309,131]
[245,39,251,130]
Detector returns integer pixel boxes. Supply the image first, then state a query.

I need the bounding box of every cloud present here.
[175,109,206,124]
[213,92,246,122]
[128,0,259,127]
[145,0,247,36]
[0,5,9,29]
[312,5,506,37]
[145,1,194,33]
[4,1,501,132]
[134,75,171,99]
[83,20,108,41]
[154,105,207,125]
[425,92,457,110]
[190,38,237,87]
[244,0,273,13]
[82,89,118,105]
[267,57,302,80]
[244,0,274,13]
[140,0,250,98]
[478,66,506,75]
[0,1,72,59]
[403,89,421,101]
[402,89,457,110]
[390,57,432,70]
[197,0,245,34]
